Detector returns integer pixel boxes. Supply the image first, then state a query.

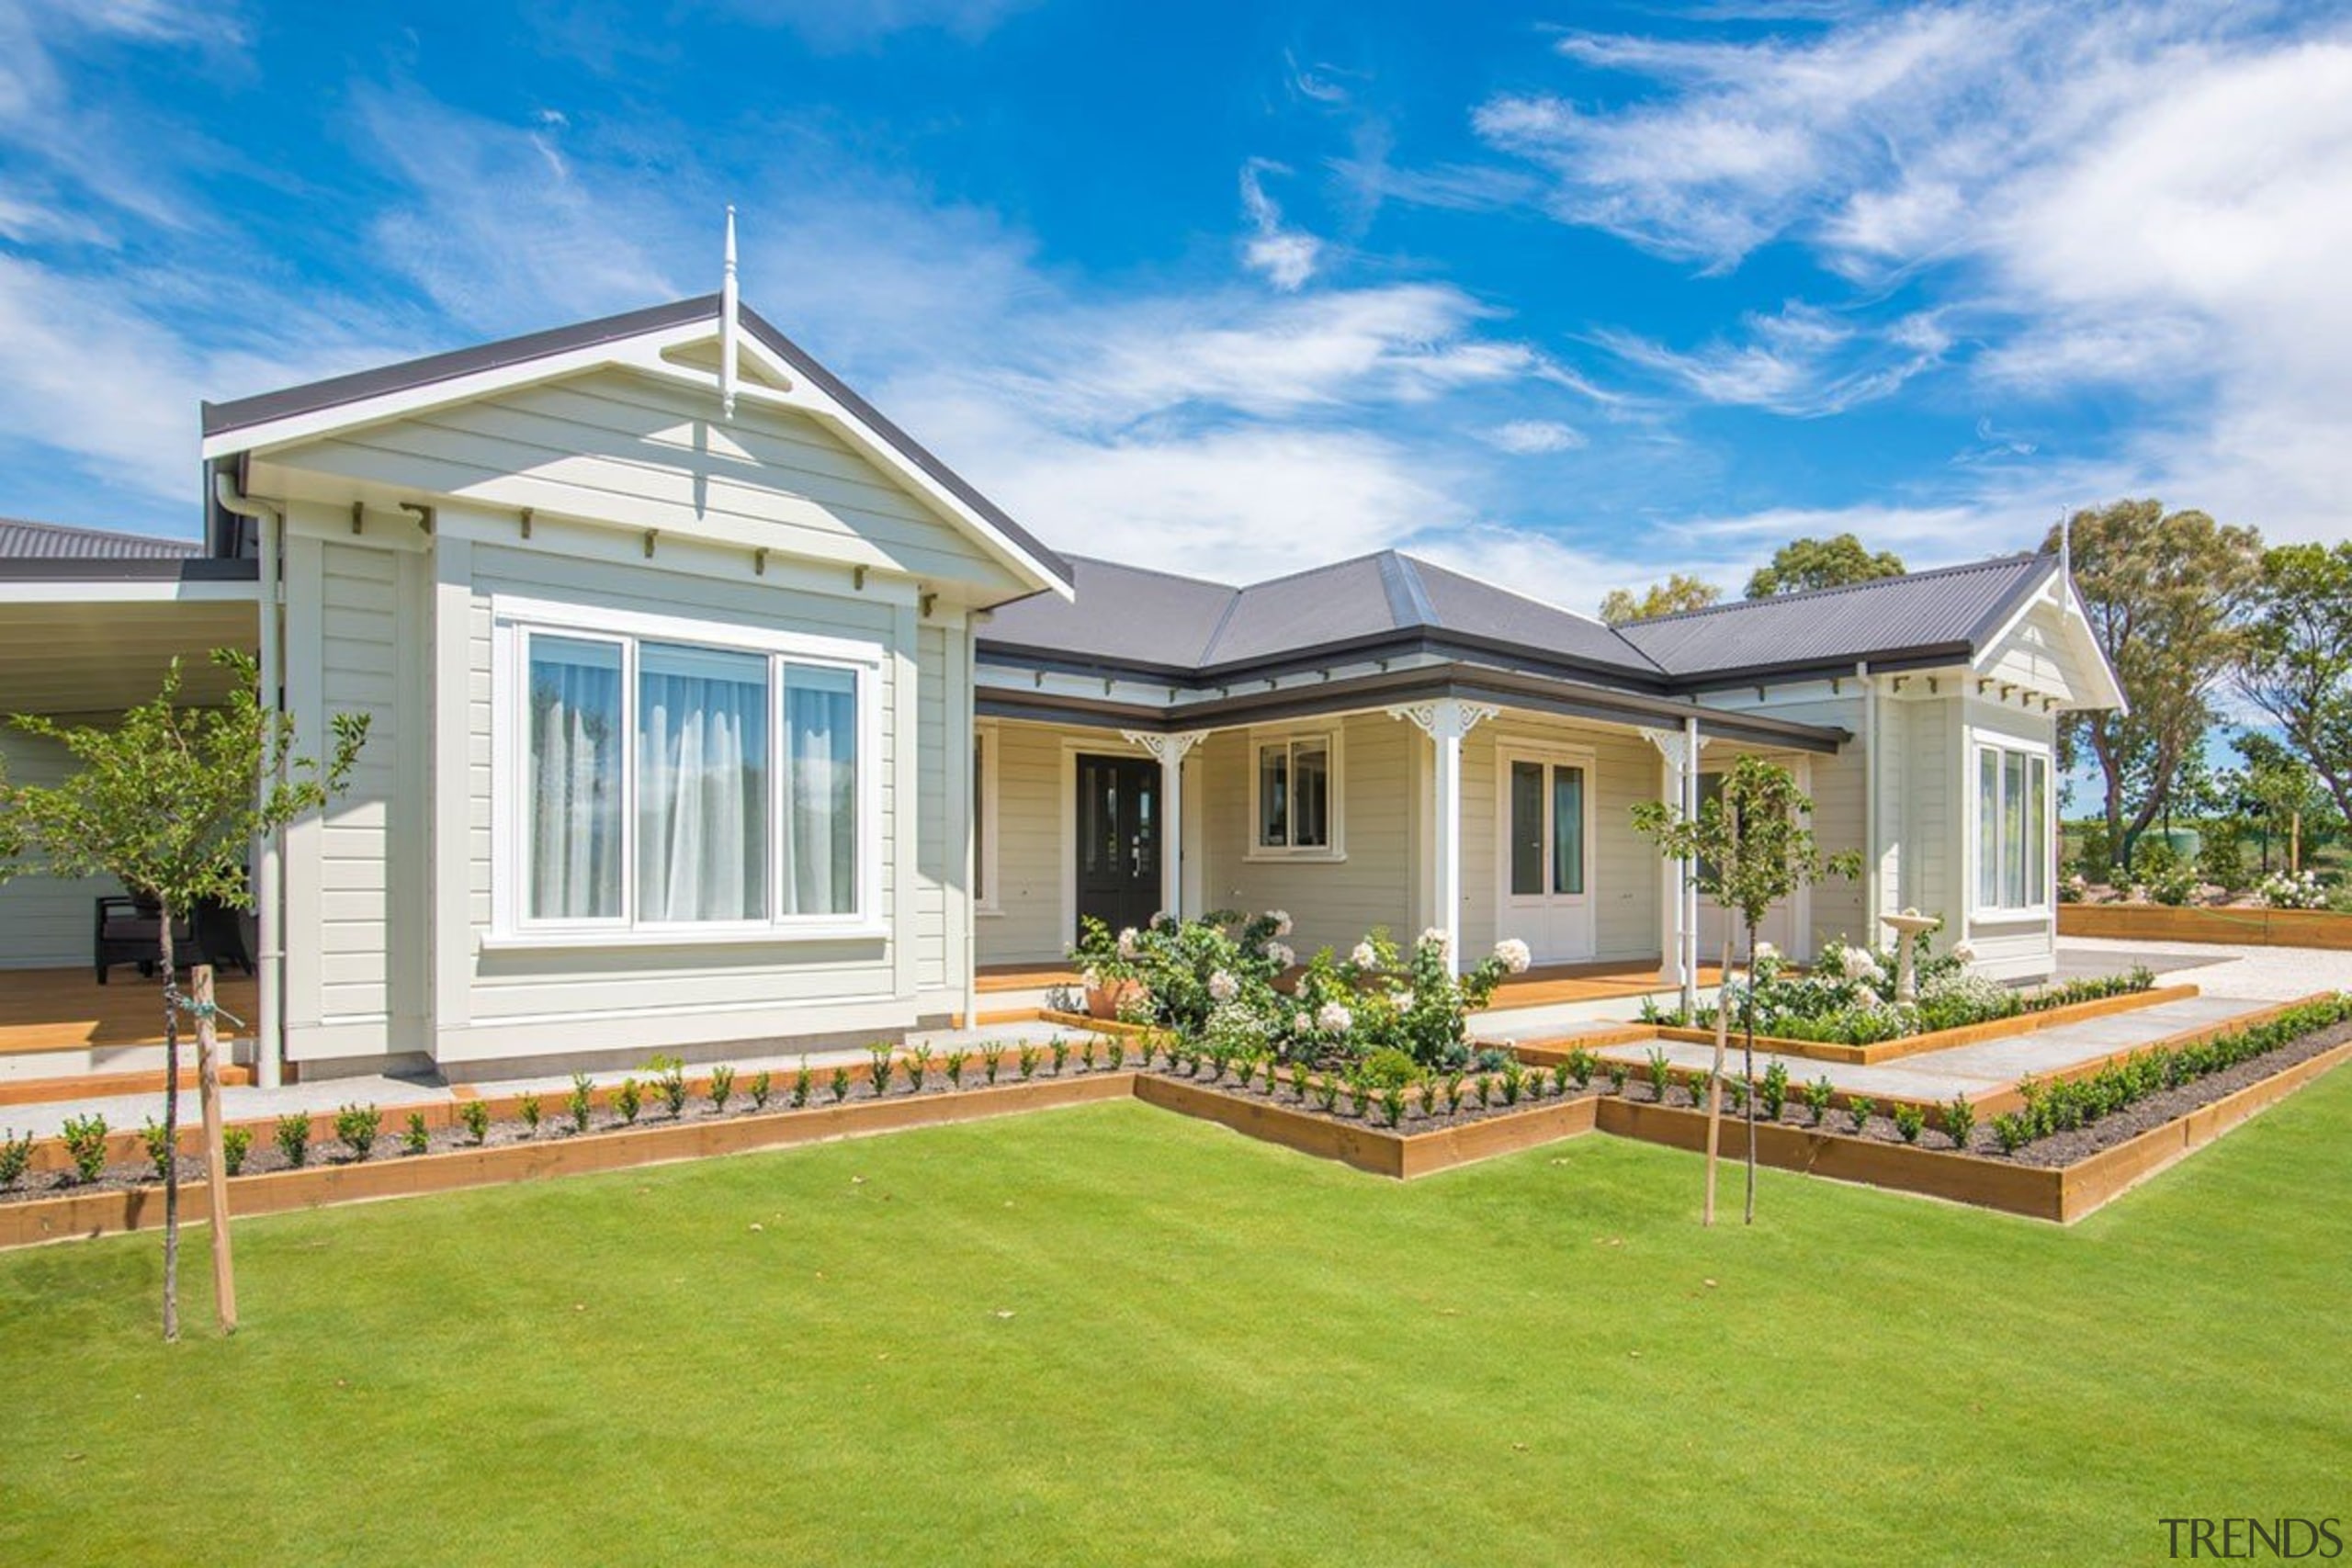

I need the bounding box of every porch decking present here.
[0,967,259,1056]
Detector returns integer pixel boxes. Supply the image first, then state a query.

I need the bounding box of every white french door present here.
[1498,747,1596,964]
[1691,763,1807,961]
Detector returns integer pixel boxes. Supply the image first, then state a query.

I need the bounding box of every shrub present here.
[1080,1038,1098,1073]
[1606,1064,1628,1096]
[1991,1112,2032,1155]
[1566,1047,1597,1089]
[2258,869,2328,909]
[1645,1047,1673,1101]
[0,1130,33,1187]
[1725,1077,1748,1114]
[141,1118,175,1181]
[61,1114,107,1183]
[1551,1061,1573,1097]
[905,1044,934,1092]
[1018,1044,1041,1081]
[830,1067,853,1103]
[944,1049,969,1089]
[221,1126,252,1176]
[1476,1075,1498,1110]
[1360,1048,1420,1089]
[709,1065,736,1113]
[790,1063,812,1109]
[869,1047,897,1095]
[1500,1060,1527,1106]
[1317,1074,1342,1114]
[334,1103,382,1160]
[750,1070,774,1111]
[1847,1097,1875,1134]
[1444,1073,1467,1114]
[519,1093,543,1134]
[1107,1039,1126,1071]
[1942,1096,1977,1152]
[1420,1079,1445,1119]
[1378,1084,1407,1128]
[276,1112,313,1168]
[1050,1040,1071,1077]
[1760,1061,1791,1122]
[1804,1077,1836,1126]
[651,1055,688,1118]
[616,1077,644,1123]
[461,1100,492,1145]
[569,1074,594,1133]
[403,1111,430,1156]
[1893,1103,1927,1145]
[984,1048,1003,1086]
[1687,1069,1711,1111]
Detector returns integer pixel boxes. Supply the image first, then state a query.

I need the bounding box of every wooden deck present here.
[0,967,261,1055]
[978,958,1709,1008]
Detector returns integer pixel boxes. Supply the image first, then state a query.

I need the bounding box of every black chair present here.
[93,896,254,983]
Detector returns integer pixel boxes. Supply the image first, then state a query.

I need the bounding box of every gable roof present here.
[0,516,200,561]
[201,295,1071,596]
[1616,552,2056,681]
[982,550,1667,682]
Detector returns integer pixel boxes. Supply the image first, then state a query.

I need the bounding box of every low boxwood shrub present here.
[709,1064,736,1113]
[518,1093,543,1134]
[334,1103,381,1160]
[1804,1076,1836,1126]
[1942,1096,1976,1152]
[651,1055,687,1118]
[221,1125,252,1176]
[830,1066,853,1103]
[1893,1103,1927,1145]
[568,1074,594,1133]
[141,1118,174,1181]
[403,1112,430,1156]
[614,1077,643,1125]
[905,1045,934,1091]
[459,1100,492,1145]
[275,1112,312,1168]
[750,1070,774,1111]
[61,1114,107,1183]
[0,1129,33,1187]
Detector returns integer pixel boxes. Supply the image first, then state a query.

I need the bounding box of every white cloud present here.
[698,0,1036,50]
[1483,419,1585,454]
[1238,159,1323,291]
[1597,301,1950,415]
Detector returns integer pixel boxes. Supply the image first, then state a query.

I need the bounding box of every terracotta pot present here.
[1086,979,1146,1021]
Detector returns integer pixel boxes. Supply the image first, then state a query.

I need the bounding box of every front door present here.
[1075,753,1161,937]
[1498,750,1596,963]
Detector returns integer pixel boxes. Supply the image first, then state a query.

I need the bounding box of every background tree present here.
[1634,755,1860,1226]
[2049,501,2262,875]
[1600,572,1723,625]
[0,650,366,1340]
[2236,541,2352,829]
[1742,533,1905,598]
[2229,731,2336,874]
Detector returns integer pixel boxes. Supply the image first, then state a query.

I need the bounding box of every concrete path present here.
[1596,992,2283,1103]
[2062,936,2352,1001]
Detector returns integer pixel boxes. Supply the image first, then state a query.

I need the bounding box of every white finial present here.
[2058,506,2071,579]
[720,205,741,420]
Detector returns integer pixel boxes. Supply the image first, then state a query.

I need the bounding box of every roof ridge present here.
[1624,549,2049,627]
[1062,553,1240,592]
[1399,551,1669,675]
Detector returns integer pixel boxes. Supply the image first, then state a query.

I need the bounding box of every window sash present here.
[1254,736,1335,853]
[526,632,626,924]
[1977,743,2051,913]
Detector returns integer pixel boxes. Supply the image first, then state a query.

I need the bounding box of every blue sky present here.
[3,0,2349,609]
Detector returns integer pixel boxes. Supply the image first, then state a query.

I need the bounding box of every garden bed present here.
[2059,902,2352,950]
[1651,982,2195,1066]
[1136,1070,1599,1179]
[1600,1009,2352,1223]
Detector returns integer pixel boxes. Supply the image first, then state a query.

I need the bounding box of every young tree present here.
[2049,502,2262,874]
[1743,534,1904,599]
[1600,572,1723,625]
[0,650,366,1340]
[1634,755,1860,1225]
[2236,541,2352,830]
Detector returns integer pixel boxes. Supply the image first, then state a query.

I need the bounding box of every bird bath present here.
[1880,909,1941,1003]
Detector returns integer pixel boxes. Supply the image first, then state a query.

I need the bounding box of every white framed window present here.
[1250,730,1342,860]
[974,723,1001,915]
[492,596,884,945]
[1973,738,2052,915]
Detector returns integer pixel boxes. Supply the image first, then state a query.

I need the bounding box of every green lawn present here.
[6,1075,2350,1566]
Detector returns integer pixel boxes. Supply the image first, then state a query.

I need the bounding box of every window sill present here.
[976,905,1005,919]
[1243,849,1348,864]
[481,922,888,953]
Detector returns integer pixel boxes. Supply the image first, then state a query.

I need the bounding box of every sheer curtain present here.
[638,642,769,922]
[528,636,623,920]
[782,664,857,915]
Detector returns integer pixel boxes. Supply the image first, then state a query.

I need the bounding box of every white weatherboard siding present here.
[256,367,1029,599]
[975,719,1080,965]
[281,529,431,1065]
[0,728,123,970]
[1961,694,2061,981]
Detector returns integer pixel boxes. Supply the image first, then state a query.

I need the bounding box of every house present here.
[0,291,2122,1088]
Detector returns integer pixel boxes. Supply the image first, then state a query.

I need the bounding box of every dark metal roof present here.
[1617,552,2055,680]
[200,296,1071,590]
[0,516,201,560]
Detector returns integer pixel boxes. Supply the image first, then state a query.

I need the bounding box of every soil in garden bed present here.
[0,1055,1137,1205]
[1146,1061,1605,1134]
[1614,1021,2352,1167]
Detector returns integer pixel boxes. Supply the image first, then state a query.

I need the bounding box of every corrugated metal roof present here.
[1618,552,2053,677]
[201,296,1071,591]
[0,516,202,560]
[983,547,2060,692]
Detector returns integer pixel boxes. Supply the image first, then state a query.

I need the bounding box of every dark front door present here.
[1076,753,1161,937]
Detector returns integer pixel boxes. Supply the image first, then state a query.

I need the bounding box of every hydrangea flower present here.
[1493,937,1532,975]
[1350,942,1378,969]
[1316,1000,1353,1035]
[1837,946,1878,982]
[1207,969,1239,1003]
[1853,985,1882,1009]
[1080,967,1100,989]
[1950,940,1978,965]
[1754,940,1779,963]
[1267,909,1294,936]
[1116,927,1140,960]
[1263,942,1295,969]
[1419,926,1452,956]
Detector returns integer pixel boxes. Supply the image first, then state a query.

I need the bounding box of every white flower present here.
[1950,941,1978,965]
[1837,946,1877,982]
[1207,970,1239,1003]
[1350,942,1377,969]
[1116,927,1140,959]
[1080,967,1101,989]
[1316,1000,1354,1035]
[1264,942,1295,970]
[1494,937,1532,976]
[1753,941,1779,963]
[1267,910,1294,936]
[1149,911,1171,930]
[1853,985,1882,1009]
[1419,926,1453,955]
[1394,990,1416,1011]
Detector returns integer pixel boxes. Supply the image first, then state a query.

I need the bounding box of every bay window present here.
[1974,740,2050,912]
[501,601,877,938]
